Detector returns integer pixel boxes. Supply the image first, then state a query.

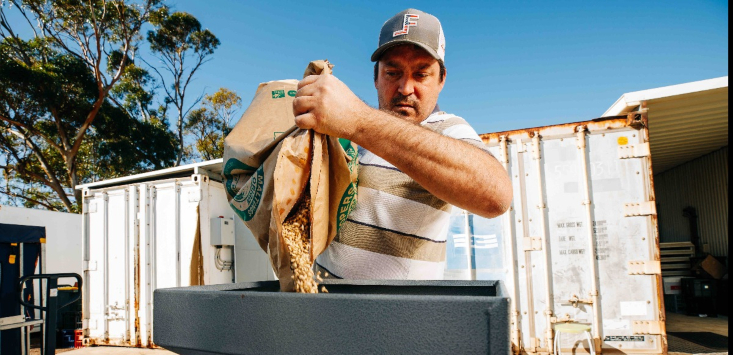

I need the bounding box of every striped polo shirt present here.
[316,110,490,279]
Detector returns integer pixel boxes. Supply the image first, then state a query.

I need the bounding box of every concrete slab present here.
[30,347,177,355]
[667,312,729,336]
[666,312,729,354]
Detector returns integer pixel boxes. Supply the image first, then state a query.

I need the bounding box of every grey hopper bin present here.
[154,279,510,355]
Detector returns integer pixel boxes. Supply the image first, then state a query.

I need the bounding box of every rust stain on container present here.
[134,242,141,347]
[480,116,629,145]
[640,101,669,354]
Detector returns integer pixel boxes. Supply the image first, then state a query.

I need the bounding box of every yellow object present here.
[9,254,16,264]
[11,243,17,246]
[554,322,592,334]
[617,136,629,145]
[554,322,596,355]
[40,238,46,244]
[58,286,79,291]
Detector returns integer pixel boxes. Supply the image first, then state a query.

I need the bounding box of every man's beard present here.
[388,93,420,118]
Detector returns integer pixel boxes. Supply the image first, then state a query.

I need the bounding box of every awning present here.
[602,76,728,174]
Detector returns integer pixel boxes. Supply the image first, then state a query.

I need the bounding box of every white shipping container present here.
[79,167,274,348]
[446,114,666,355]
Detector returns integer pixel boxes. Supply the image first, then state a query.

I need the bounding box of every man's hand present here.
[293,72,370,140]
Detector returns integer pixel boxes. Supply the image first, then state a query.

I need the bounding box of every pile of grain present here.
[281,194,327,293]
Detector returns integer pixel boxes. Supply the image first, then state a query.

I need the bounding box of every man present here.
[294,9,512,279]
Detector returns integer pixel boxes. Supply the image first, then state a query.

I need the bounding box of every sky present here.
[3,0,729,135]
[159,0,728,134]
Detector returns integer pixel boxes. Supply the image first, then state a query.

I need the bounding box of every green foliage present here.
[184,88,241,161]
[148,8,219,56]
[146,7,220,166]
[0,0,174,212]
[1,37,177,211]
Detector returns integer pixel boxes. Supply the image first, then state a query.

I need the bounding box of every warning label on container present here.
[554,219,610,261]
[556,220,584,257]
[604,335,645,342]
[593,220,609,261]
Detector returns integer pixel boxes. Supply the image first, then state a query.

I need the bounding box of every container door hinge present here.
[632,320,664,335]
[523,237,542,251]
[618,142,650,159]
[623,201,657,217]
[517,142,528,153]
[529,337,541,352]
[628,260,661,275]
[83,260,98,271]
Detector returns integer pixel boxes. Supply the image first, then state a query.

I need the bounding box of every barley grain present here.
[282,194,328,293]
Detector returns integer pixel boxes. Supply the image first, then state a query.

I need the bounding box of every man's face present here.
[375,44,445,123]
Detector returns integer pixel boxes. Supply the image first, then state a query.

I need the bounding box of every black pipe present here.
[18,273,82,355]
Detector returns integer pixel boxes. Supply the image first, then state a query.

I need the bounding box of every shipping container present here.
[78,161,275,347]
[444,114,666,355]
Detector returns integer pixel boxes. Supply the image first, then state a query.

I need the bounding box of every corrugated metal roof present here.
[602,77,728,117]
[602,77,728,174]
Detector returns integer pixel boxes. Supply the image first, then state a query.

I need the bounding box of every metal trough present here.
[154,280,509,355]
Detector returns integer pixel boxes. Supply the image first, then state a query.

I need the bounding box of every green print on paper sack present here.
[224,158,264,221]
[336,182,357,233]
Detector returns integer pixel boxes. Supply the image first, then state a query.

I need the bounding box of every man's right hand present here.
[293,72,370,140]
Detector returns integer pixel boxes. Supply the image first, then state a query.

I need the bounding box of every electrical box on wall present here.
[211,217,235,246]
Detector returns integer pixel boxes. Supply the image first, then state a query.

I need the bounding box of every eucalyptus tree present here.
[146,7,220,166]
[185,88,241,161]
[0,0,176,212]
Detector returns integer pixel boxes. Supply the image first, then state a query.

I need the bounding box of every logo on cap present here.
[393,14,419,37]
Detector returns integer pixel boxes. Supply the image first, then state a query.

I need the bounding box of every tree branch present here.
[6,126,74,211]
[0,187,59,211]
[0,113,64,154]
[140,56,173,101]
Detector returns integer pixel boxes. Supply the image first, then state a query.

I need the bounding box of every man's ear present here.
[439,66,447,91]
[373,62,379,89]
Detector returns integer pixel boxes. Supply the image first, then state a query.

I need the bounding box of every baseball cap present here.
[371,9,446,64]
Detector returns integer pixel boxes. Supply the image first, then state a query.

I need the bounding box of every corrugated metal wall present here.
[655,146,728,257]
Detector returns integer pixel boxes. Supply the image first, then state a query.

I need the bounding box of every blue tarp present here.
[0,223,43,355]
[0,223,45,243]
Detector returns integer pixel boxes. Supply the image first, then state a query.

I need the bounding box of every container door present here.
[83,191,105,342]
[104,188,131,344]
[150,181,180,291]
[138,184,152,347]
[586,129,661,353]
[83,187,133,345]
[142,177,207,345]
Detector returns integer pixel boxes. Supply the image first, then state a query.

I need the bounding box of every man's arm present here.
[293,73,512,218]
